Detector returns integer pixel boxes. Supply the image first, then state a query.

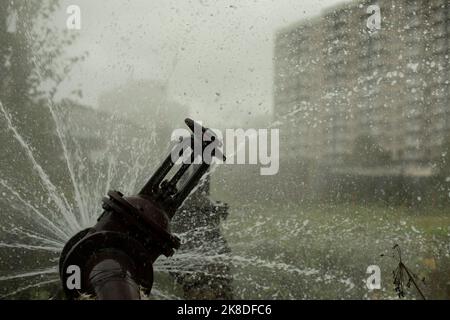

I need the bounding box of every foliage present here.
[349,134,392,167]
[0,0,86,183]
[0,0,84,107]
[436,132,450,177]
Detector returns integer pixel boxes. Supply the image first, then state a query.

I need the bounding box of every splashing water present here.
[0,97,160,298]
[1,97,449,299]
[0,95,360,300]
[0,28,388,297]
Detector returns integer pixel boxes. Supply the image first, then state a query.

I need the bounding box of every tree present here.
[1,1,82,107]
[350,134,391,167]
[437,132,450,177]
[0,1,84,201]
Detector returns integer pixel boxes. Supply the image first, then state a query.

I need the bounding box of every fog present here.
[2,0,450,300]
[52,0,345,127]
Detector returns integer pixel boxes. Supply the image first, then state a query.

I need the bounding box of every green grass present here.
[3,197,449,299]
[217,199,450,299]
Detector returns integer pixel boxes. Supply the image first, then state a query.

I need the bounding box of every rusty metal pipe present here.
[89,253,141,300]
[59,119,224,300]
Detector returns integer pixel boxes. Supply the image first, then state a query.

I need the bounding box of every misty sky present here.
[52,0,346,127]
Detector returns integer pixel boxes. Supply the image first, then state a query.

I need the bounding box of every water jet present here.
[58,118,225,300]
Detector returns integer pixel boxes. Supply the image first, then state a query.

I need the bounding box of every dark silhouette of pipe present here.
[59,119,225,300]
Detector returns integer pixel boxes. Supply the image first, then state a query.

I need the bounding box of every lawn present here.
[217,200,450,299]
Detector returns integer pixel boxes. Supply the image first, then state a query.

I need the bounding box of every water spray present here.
[58,119,225,300]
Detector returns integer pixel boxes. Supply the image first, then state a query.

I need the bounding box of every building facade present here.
[274,0,450,174]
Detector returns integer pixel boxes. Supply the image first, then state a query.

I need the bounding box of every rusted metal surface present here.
[59,119,224,300]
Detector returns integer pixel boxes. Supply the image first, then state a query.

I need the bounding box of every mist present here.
[51,0,345,127]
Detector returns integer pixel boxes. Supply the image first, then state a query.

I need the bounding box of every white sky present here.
[52,0,347,127]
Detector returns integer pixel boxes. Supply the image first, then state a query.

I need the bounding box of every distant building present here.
[98,79,189,139]
[274,17,325,162]
[274,0,450,175]
[59,100,157,162]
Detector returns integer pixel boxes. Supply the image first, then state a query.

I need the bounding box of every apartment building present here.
[274,0,450,172]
